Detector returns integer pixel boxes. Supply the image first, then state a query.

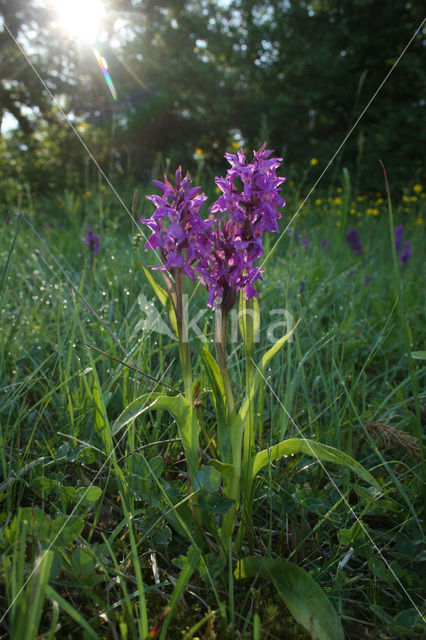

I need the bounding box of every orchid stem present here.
[214,306,235,417]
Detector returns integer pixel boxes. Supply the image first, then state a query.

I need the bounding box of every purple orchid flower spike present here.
[400,240,411,264]
[198,143,286,309]
[141,167,213,280]
[346,228,364,256]
[83,228,100,255]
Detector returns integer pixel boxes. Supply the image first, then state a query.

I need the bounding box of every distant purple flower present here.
[301,236,311,251]
[346,228,364,256]
[399,240,411,264]
[141,167,212,280]
[198,143,286,308]
[4,216,11,226]
[321,236,331,252]
[394,225,404,254]
[83,228,100,255]
[298,280,306,292]
[363,275,371,286]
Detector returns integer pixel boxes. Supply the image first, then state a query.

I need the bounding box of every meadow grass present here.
[0,179,424,639]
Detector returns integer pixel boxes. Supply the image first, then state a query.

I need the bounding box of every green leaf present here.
[411,350,426,360]
[30,476,58,493]
[235,557,344,640]
[193,466,221,492]
[139,264,178,337]
[206,459,233,479]
[13,550,54,640]
[202,348,225,400]
[71,548,96,577]
[338,521,368,547]
[59,485,102,505]
[78,486,102,504]
[239,320,300,424]
[113,393,199,475]
[250,437,379,489]
[201,348,229,459]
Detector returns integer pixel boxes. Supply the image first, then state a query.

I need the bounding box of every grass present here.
[0,177,424,639]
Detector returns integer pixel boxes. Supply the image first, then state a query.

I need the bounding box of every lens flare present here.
[93,49,118,100]
[54,0,105,44]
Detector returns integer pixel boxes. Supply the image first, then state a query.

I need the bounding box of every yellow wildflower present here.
[231,140,240,149]
[195,148,203,156]
[310,158,318,166]
[333,197,342,205]
[402,195,411,204]
[415,217,423,225]
[357,195,365,202]
[413,184,422,194]
[337,187,342,193]
[315,199,322,206]
[366,207,379,216]
[350,208,356,215]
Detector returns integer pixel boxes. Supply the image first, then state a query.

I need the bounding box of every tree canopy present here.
[1,0,424,194]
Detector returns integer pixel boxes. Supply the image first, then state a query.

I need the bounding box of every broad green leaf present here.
[140,264,178,337]
[239,320,300,424]
[235,557,344,640]
[411,350,426,360]
[201,347,229,459]
[202,348,225,399]
[113,393,199,475]
[251,437,379,489]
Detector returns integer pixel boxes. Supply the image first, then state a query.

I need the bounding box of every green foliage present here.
[0,181,424,638]
[236,557,345,640]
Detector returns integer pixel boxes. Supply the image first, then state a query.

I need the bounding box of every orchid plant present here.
[113,144,379,639]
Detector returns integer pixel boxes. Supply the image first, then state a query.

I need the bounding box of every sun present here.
[53,0,105,44]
